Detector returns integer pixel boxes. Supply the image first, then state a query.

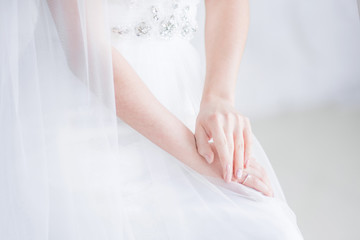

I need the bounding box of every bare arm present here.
[112,7,272,195]
[202,0,249,104]
[112,47,222,179]
[194,0,273,196]
[195,0,252,182]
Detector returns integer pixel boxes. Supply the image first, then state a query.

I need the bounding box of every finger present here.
[242,173,272,197]
[223,114,235,182]
[195,125,214,164]
[233,125,245,181]
[225,131,234,182]
[243,117,252,168]
[210,119,232,182]
[247,160,270,183]
[246,156,257,166]
[243,161,273,196]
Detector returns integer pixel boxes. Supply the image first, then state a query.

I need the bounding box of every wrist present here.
[178,131,221,178]
[200,93,235,108]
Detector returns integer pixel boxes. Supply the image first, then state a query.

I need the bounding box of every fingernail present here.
[224,164,231,182]
[236,169,243,179]
[204,154,212,164]
[260,182,271,197]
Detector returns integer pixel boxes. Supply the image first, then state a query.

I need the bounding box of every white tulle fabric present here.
[0,0,303,239]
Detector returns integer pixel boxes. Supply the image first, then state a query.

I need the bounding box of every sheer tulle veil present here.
[1,1,305,239]
[3,0,358,238]
[0,1,127,238]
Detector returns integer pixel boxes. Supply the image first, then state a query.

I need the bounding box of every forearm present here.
[203,0,249,105]
[112,47,221,178]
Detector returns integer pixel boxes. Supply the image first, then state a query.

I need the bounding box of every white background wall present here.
[194,0,360,118]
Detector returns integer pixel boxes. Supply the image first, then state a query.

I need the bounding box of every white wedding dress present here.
[103,0,303,239]
[0,0,303,239]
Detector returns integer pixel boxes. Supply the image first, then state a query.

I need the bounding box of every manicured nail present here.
[236,169,243,179]
[204,154,212,164]
[260,182,271,197]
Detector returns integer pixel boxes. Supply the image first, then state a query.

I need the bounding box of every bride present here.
[1,0,303,239]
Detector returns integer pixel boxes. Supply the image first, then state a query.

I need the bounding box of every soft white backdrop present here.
[195,0,360,117]
[194,1,360,239]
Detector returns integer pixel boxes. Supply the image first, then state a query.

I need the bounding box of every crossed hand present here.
[195,98,273,197]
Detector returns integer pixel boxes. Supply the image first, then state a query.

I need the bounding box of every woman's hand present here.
[201,0,250,182]
[205,142,273,197]
[195,96,253,183]
[234,157,274,197]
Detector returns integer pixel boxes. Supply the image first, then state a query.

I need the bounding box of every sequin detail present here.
[111,2,198,40]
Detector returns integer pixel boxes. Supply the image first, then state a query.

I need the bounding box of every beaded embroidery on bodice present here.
[108,0,200,40]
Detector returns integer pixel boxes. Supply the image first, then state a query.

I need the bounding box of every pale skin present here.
[197,0,252,182]
[112,0,273,197]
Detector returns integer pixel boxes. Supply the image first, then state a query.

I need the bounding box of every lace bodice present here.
[108,0,200,41]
